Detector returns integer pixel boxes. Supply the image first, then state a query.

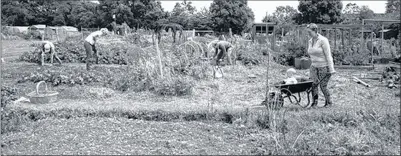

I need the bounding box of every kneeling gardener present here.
[40,41,62,66]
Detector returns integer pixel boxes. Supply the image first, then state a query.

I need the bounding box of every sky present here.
[159,1,388,22]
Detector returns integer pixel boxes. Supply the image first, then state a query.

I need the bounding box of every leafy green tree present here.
[343,3,360,14]
[128,0,167,30]
[386,0,400,13]
[1,1,33,26]
[262,6,298,35]
[187,7,213,30]
[262,14,275,23]
[168,0,197,29]
[209,0,255,34]
[385,0,400,39]
[114,3,134,25]
[359,5,374,20]
[295,0,343,24]
[67,2,98,29]
[341,3,360,24]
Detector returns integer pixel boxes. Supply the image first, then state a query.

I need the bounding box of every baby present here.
[284,68,298,85]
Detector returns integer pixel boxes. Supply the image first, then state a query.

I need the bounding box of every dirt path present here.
[1,118,273,155]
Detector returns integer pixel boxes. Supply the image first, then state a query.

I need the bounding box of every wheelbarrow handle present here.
[309,74,331,90]
[36,81,48,94]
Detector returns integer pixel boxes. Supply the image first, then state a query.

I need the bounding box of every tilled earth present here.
[1,117,275,155]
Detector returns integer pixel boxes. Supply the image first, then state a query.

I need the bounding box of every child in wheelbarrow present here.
[281,68,309,84]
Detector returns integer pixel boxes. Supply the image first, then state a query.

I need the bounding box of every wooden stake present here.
[371,32,374,66]
[361,20,365,55]
[353,76,371,87]
[265,39,271,102]
[81,26,84,41]
[349,29,352,48]
[56,28,59,42]
[381,23,384,56]
[341,29,344,51]
[155,36,163,79]
[334,28,337,51]
[272,25,276,51]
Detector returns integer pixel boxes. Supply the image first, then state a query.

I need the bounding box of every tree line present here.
[1,0,399,35]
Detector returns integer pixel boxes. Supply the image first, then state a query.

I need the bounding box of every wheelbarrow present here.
[26,81,59,104]
[267,74,331,108]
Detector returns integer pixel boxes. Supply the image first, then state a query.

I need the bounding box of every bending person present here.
[84,28,108,71]
[40,41,62,66]
[212,40,233,66]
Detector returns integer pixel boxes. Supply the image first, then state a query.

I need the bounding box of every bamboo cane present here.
[155,36,163,78]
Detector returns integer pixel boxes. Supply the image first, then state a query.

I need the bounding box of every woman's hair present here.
[307,23,318,33]
[100,28,108,34]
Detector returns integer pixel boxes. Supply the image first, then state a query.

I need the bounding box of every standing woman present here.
[306,23,336,108]
[84,28,108,71]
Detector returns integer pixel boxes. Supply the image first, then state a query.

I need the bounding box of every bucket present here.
[300,57,312,69]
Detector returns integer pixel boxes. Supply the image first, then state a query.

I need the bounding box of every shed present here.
[195,30,214,36]
[29,25,46,30]
[28,24,46,35]
[61,26,78,32]
[251,22,278,50]
[11,26,29,34]
[252,22,277,35]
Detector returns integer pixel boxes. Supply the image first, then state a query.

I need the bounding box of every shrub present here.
[152,76,194,96]
[1,86,18,108]
[332,49,346,65]
[274,40,307,66]
[236,43,266,66]
[17,68,103,86]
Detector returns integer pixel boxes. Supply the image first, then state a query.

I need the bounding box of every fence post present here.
[42,26,46,41]
[341,28,344,52]
[155,36,163,79]
[381,23,384,56]
[334,28,337,51]
[81,26,84,41]
[272,26,276,51]
[349,28,352,49]
[371,32,374,66]
[56,28,59,42]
